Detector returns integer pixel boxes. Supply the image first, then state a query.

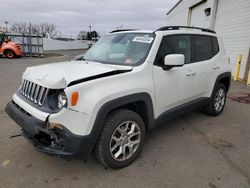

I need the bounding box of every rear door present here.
[189,34,219,98]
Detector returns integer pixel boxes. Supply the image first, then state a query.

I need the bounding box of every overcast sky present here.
[0,0,178,38]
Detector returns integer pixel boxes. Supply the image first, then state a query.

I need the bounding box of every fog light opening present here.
[48,123,64,130]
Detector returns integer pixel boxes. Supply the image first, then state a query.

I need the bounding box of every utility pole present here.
[89,25,92,41]
[4,21,8,32]
[29,23,32,56]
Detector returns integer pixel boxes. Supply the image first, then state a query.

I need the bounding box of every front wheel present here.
[95,109,145,169]
[203,83,227,116]
[5,50,15,59]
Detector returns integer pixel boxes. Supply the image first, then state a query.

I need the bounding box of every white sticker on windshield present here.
[132,36,154,44]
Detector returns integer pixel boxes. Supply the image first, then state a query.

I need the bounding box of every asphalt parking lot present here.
[0,50,250,188]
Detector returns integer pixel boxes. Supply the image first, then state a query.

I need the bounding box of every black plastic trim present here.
[68,69,132,87]
[5,101,93,160]
[156,26,216,34]
[110,29,137,33]
[5,101,46,135]
[213,72,232,93]
[162,64,184,70]
[155,97,210,126]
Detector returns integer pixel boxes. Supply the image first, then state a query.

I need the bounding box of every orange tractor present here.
[0,32,22,58]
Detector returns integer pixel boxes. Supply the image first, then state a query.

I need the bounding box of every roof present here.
[166,0,183,15]
[156,26,216,34]
[109,30,154,34]
[108,26,216,36]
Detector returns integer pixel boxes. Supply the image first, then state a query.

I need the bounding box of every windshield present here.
[83,33,155,66]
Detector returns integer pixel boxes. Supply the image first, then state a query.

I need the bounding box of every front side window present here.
[154,35,191,66]
[83,33,154,66]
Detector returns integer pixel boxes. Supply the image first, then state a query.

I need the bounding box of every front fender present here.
[82,92,154,158]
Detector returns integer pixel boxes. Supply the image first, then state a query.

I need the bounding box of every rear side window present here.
[154,35,191,66]
[192,35,212,62]
[211,36,219,56]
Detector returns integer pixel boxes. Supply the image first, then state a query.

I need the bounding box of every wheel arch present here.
[94,92,154,132]
[214,72,232,93]
[86,92,154,156]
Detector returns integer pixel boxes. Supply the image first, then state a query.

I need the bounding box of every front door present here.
[153,34,197,117]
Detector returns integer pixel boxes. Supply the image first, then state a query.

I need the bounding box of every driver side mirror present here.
[163,54,185,70]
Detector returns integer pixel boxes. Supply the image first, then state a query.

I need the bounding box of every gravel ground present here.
[0,50,250,188]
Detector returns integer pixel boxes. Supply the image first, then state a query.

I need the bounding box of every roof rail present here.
[156,26,216,34]
[109,29,136,33]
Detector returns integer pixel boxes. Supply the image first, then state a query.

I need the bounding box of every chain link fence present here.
[6,33,44,57]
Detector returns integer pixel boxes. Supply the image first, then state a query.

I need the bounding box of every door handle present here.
[186,70,196,76]
[212,65,220,70]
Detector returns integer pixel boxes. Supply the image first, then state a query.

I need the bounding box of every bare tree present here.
[40,23,57,38]
[11,22,58,38]
[30,24,40,34]
[85,31,99,40]
[77,30,87,40]
[11,22,29,34]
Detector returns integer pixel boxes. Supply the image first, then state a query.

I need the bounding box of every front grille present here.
[19,79,49,106]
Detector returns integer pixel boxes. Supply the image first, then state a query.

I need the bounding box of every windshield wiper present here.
[73,55,85,61]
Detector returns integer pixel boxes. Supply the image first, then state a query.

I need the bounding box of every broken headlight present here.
[58,92,67,109]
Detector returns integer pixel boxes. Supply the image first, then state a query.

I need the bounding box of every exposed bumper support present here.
[5,101,95,160]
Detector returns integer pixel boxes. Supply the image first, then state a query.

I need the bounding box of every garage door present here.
[214,0,250,79]
[189,0,210,28]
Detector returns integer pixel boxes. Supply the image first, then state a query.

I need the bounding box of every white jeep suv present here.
[6,26,231,168]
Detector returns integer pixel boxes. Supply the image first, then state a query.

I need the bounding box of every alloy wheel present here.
[214,88,226,112]
[110,121,141,161]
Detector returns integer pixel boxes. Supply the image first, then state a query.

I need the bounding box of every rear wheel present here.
[95,109,145,169]
[203,83,227,116]
[5,50,15,59]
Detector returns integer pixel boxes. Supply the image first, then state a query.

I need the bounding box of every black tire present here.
[5,49,15,59]
[203,83,227,116]
[95,109,146,169]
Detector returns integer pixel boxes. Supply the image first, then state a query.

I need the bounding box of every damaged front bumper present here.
[5,101,94,160]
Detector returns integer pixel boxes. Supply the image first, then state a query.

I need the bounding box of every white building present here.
[166,0,250,80]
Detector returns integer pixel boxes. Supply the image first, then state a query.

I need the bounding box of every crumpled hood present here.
[23,61,132,89]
